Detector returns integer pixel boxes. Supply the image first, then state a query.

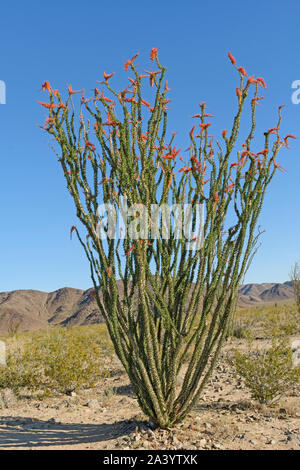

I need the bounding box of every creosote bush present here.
[230,333,300,404]
[39,48,296,427]
[0,326,112,396]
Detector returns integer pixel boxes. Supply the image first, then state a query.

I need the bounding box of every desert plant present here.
[0,326,111,395]
[233,304,300,339]
[39,49,295,427]
[230,333,300,404]
[231,316,254,340]
[290,262,300,314]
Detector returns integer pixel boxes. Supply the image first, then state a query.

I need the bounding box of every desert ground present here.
[0,302,299,451]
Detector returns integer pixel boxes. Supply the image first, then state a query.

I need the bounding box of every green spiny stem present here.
[40,50,293,428]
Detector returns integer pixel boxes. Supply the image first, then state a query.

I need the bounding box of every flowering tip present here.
[103,72,115,80]
[70,225,76,239]
[236,87,242,99]
[124,52,139,71]
[238,67,247,76]
[228,51,236,65]
[42,81,51,93]
[150,47,158,61]
[257,77,267,89]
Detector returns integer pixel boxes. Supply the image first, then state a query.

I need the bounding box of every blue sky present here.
[0,0,299,292]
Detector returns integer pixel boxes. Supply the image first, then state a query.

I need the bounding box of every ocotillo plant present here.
[40,49,295,428]
[290,262,300,314]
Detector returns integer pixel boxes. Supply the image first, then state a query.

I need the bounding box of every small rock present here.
[266,439,276,445]
[86,399,100,409]
[287,433,300,442]
[147,429,155,439]
[172,436,180,446]
[199,438,207,447]
[249,440,256,445]
[291,339,300,367]
[212,442,222,449]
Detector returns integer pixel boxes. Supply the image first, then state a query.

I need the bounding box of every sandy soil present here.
[0,337,299,451]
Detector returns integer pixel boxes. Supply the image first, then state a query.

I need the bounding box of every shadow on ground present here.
[115,384,136,398]
[0,416,143,448]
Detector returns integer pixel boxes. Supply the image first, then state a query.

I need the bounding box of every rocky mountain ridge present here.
[0,281,295,333]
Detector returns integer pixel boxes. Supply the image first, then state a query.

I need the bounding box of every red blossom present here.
[124,52,139,71]
[125,244,135,255]
[150,47,158,61]
[189,124,196,137]
[257,77,267,89]
[70,225,76,239]
[228,51,236,65]
[67,84,80,95]
[103,72,115,80]
[38,101,57,109]
[85,141,96,151]
[238,67,247,76]
[247,76,257,85]
[42,81,51,93]
[162,145,181,160]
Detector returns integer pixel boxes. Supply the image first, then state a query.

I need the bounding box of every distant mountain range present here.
[0,281,295,334]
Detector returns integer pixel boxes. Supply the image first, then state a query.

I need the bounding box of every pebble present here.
[287,434,300,442]
[172,436,180,446]
[86,399,100,409]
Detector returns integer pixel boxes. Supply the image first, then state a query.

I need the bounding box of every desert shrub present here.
[230,335,300,404]
[230,317,255,339]
[264,309,300,336]
[0,343,41,393]
[0,325,112,396]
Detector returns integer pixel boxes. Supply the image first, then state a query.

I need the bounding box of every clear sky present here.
[0,0,299,292]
